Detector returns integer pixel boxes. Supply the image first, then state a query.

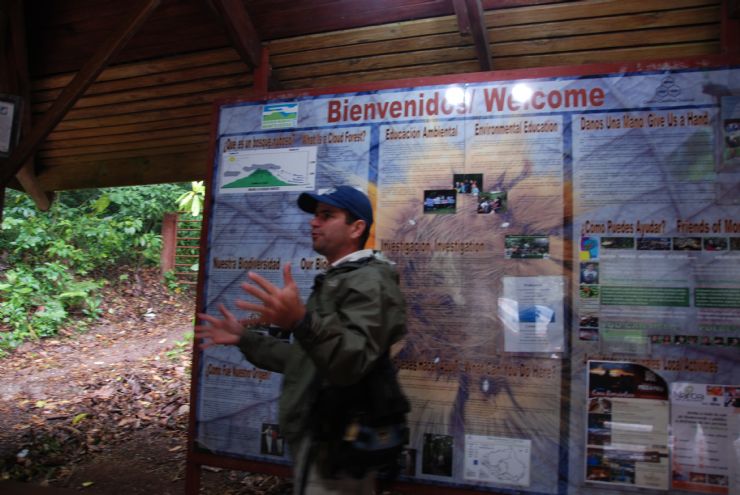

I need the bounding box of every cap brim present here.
[297,192,319,213]
[297,192,346,214]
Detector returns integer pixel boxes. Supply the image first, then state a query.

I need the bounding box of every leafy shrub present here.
[0,184,188,355]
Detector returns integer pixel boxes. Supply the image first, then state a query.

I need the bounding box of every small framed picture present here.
[0,94,22,158]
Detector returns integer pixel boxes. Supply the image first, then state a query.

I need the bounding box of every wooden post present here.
[722,0,740,55]
[0,185,5,224]
[184,453,202,495]
[160,212,178,275]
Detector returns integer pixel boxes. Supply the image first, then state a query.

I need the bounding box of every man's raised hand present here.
[195,303,246,349]
[236,262,306,330]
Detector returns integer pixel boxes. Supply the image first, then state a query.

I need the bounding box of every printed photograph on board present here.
[423,189,457,214]
[504,235,549,259]
[452,173,483,195]
[421,434,454,477]
[477,190,507,214]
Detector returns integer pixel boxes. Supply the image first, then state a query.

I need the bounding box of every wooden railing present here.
[161,212,202,285]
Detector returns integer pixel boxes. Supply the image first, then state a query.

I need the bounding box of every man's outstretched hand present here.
[237,262,306,330]
[194,303,245,349]
[194,263,306,350]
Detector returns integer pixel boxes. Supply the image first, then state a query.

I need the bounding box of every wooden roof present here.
[1,0,738,209]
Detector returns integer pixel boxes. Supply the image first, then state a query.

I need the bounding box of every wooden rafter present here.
[205,0,280,91]
[206,0,261,68]
[730,0,739,18]
[0,0,161,187]
[722,0,740,54]
[453,0,492,71]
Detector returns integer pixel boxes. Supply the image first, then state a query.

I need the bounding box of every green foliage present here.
[163,270,186,294]
[176,181,205,217]
[165,331,194,361]
[0,184,188,356]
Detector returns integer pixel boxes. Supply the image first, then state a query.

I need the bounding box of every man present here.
[195,186,408,494]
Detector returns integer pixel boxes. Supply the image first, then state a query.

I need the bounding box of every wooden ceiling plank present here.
[32,48,241,92]
[281,60,482,89]
[492,41,720,69]
[481,0,571,7]
[275,46,477,81]
[34,61,249,103]
[39,134,210,159]
[206,0,262,69]
[248,0,454,40]
[489,25,720,58]
[268,16,460,54]
[271,5,720,68]
[52,105,213,131]
[42,123,211,150]
[272,32,470,67]
[32,73,252,112]
[38,150,210,191]
[40,143,209,165]
[278,37,718,90]
[485,0,719,27]
[489,6,721,43]
[47,114,213,141]
[49,86,247,121]
[1,0,161,186]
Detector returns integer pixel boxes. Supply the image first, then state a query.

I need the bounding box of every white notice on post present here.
[499,276,565,353]
[464,434,531,487]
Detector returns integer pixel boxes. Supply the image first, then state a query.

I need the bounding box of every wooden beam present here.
[722,0,740,54]
[730,0,740,17]
[37,150,209,191]
[206,0,262,69]
[0,0,161,187]
[0,182,4,224]
[253,45,271,96]
[6,0,52,210]
[40,143,208,166]
[453,0,492,71]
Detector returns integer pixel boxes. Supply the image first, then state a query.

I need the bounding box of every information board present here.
[193,64,740,495]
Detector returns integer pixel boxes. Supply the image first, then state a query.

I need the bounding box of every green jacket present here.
[237,251,406,446]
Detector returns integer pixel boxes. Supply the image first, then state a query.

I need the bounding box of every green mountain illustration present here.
[223,168,290,188]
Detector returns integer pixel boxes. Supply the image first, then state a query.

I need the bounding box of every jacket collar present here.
[331,248,374,267]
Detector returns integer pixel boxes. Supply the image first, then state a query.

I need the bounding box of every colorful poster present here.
[671,382,739,494]
[585,361,670,490]
[196,66,740,494]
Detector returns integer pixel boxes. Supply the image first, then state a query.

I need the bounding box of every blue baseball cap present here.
[297,185,373,226]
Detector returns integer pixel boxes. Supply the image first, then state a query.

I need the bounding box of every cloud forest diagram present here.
[219,146,317,193]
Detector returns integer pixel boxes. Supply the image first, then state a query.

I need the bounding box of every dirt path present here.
[0,268,291,494]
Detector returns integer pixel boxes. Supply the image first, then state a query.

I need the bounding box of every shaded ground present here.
[0,267,292,494]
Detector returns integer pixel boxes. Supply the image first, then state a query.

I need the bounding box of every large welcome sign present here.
[190,62,740,495]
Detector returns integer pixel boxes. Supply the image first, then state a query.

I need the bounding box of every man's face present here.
[310,203,363,263]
